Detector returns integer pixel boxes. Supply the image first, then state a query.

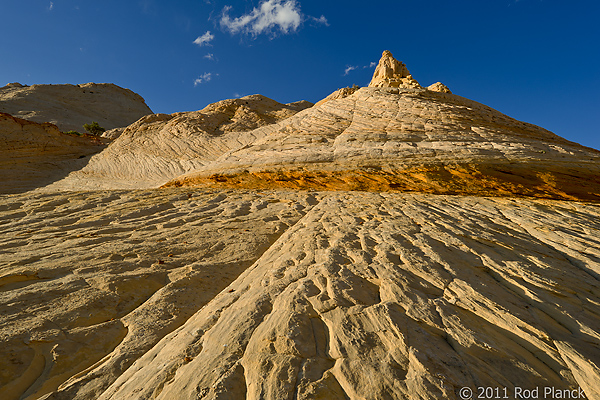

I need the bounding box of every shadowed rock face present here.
[0,82,153,133]
[0,113,107,194]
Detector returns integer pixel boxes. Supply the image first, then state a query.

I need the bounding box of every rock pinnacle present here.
[368,50,421,88]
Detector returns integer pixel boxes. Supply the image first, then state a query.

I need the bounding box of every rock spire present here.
[368,50,421,88]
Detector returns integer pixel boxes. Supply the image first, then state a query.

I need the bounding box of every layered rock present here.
[100,193,600,400]
[368,50,422,89]
[41,95,313,190]
[0,189,318,400]
[0,82,153,133]
[1,50,600,400]
[163,78,600,201]
[161,51,600,202]
[0,113,106,194]
[1,190,598,399]
[428,82,452,93]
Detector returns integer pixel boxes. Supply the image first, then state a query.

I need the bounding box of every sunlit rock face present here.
[1,51,599,400]
[368,50,422,89]
[164,51,600,202]
[0,82,153,133]
[41,95,313,191]
[428,81,452,93]
[2,190,598,400]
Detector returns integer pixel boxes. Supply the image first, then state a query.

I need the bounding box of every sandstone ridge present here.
[41,95,313,190]
[163,52,600,202]
[0,82,153,132]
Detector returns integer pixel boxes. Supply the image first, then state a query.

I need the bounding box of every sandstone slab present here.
[1,190,597,399]
[0,188,319,400]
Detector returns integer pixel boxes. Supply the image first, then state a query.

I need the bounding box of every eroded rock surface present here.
[428,82,452,94]
[2,190,598,399]
[0,189,319,400]
[42,95,313,190]
[163,52,600,202]
[0,83,153,133]
[368,50,422,89]
[1,50,599,400]
[164,85,600,201]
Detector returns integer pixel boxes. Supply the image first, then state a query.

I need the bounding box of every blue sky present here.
[1,0,599,149]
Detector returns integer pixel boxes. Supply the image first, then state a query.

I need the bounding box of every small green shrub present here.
[83,121,105,136]
[65,130,82,136]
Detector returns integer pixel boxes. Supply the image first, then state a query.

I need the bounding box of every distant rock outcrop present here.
[0,82,153,133]
[42,95,313,190]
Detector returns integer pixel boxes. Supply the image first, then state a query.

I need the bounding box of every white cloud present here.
[220,0,302,35]
[194,72,213,86]
[48,2,54,11]
[193,31,214,46]
[344,65,358,76]
[204,53,215,60]
[345,61,377,75]
[310,15,329,26]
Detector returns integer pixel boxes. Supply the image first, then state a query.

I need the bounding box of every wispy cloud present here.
[48,2,54,11]
[344,61,377,75]
[344,66,358,76]
[194,72,213,86]
[220,0,306,36]
[204,53,215,60]
[309,15,329,26]
[193,31,214,46]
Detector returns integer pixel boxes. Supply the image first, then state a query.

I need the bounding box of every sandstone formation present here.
[41,95,313,190]
[0,190,599,399]
[0,82,153,133]
[163,84,600,201]
[1,50,599,400]
[314,86,361,107]
[368,50,422,89]
[427,82,452,94]
[0,113,107,194]
[0,189,319,400]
